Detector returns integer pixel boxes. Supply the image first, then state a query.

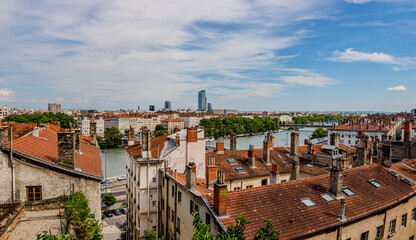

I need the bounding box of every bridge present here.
[281,124,332,129]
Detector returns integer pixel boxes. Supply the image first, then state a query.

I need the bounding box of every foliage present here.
[155,124,164,131]
[291,114,361,125]
[142,228,164,240]
[218,213,251,240]
[311,127,328,140]
[120,230,127,240]
[70,214,103,240]
[36,231,73,240]
[67,191,90,221]
[102,127,124,148]
[192,212,213,240]
[4,112,76,128]
[200,117,280,138]
[101,193,116,207]
[253,220,279,240]
[154,130,166,137]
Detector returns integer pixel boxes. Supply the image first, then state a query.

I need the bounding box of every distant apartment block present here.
[0,105,9,119]
[161,119,184,133]
[211,109,238,115]
[48,103,61,114]
[77,116,104,137]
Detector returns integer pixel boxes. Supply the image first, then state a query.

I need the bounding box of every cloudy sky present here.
[1,0,416,112]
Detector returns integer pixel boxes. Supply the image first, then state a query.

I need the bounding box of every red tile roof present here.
[206,164,416,240]
[161,119,183,122]
[7,123,38,139]
[329,124,389,131]
[126,135,168,159]
[392,158,416,182]
[4,128,102,177]
[168,172,213,196]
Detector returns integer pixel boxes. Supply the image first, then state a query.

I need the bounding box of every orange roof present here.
[392,158,416,182]
[161,119,183,122]
[168,172,213,196]
[7,123,38,139]
[126,135,168,159]
[206,164,416,239]
[329,124,389,131]
[4,128,102,177]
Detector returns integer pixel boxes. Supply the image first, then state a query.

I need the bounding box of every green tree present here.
[218,213,251,240]
[154,130,166,137]
[311,127,328,141]
[67,191,90,220]
[192,212,213,240]
[101,193,116,208]
[104,127,124,148]
[36,232,74,240]
[3,112,76,128]
[142,228,164,240]
[254,220,279,240]
[155,124,164,131]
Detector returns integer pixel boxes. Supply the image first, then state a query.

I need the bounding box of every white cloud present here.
[387,85,408,91]
[0,88,15,101]
[330,48,416,70]
[278,68,335,87]
[344,0,373,4]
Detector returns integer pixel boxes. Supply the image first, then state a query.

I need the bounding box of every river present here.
[101,127,325,178]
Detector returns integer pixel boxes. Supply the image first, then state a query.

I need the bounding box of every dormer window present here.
[332,149,338,156]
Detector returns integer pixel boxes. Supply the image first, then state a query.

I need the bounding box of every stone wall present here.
[0,204,25,240]
[25,197,67,211]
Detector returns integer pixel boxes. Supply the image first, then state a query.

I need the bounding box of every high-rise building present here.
[198,90,206,111]
[149,105,155,111]
[207,103,212,113]
[164,101,171,110]
[138,105,140,110]
[48,103,61,114]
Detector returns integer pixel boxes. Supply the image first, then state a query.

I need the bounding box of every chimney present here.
[141,127,152,159]
[214,170,227,217]
[248,144,256,168]
[290,132,299,162]
[263,137,271,165]
[270,163,278,184]
[206,156,218,189]
[230,133,237,151]
[404,121,412,142]
[175,134,180,145]
[57,132,75,168]
[0,126,9,144]
[89,121,97,145]
[187,127,198,142]
[329,158,347,198]
[216,137,224,154]
[128,127,135,146]
[382,141,392,167]
[74,129,81,153]
[339,199,347,222]
[186,162,197,189]
[33,127,40,138]
[333,133,340,147]
[268,130,274,150]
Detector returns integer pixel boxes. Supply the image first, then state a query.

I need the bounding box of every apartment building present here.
[0,105,9,119]
[48,103,61,114]
[77,116,104,137]
[161,119,184,133]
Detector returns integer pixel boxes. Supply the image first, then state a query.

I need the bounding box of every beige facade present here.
[0,105,8,119]
[161,120,185,133]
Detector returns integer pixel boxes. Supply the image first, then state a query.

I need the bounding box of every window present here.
[412,208,416,220]
[178,191,182,204]
[233,166,246,174]
[306,163,314,168]
[360,231,368,240]
[195,204,199,214]
[234,187,241,190]
[226,158,238,165]
[402,213,407,227]
[376,226,383,238]
[368,179,382,188]
[277,154,282,158]
[172,185,175,197]
[167,207,170,220]
[177,217,180,233]
[206,213,211,227]
[281,180,287,183]
[171,210,174,222]
[190,200,194,215]
[161,198,164,210]
[26,186,42,201]
[152,177,156,183]
[348,135,351,138]
[321,193,335,202]
[348,140,351,144]
[300,198,316,207]
[341,134,344,138]
[152,201,156,206]
[246,185,253,189]
[389,219,396,234]
[261,179,268,186]
[342,187,355,196]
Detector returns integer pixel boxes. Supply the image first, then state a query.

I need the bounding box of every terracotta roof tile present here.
[392,158,416,181]
[126,135,168,159]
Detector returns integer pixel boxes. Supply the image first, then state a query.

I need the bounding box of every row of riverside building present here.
[125,115,416,240]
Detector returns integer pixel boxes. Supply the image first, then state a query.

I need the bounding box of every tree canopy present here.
[3,112,76,128]
[291,114,360,125]
[311,127,328,140]
[100,127,124,148]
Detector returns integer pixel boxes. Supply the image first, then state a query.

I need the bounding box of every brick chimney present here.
[329,158,348,198]
[330,133,340,147]
[74,129,81,153]
[186,162,197,189]
[57,132,75,168]
[175,134,180,145]
[263,137,271,165]
[128,127,135,146]
[216,136,224,154]
[206,156,218,189]
[404,121,412,142]
[230,133,237,151]
[270,163,278,184]
[89,121,97,145]
[187,127,197,142]
[382,141,392,167]
[248,144,256,168]
[141,127,152,159]
[214,170,227,217]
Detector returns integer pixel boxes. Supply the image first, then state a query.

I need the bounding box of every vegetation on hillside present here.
[3,112,76,128]
[291,114,360,125]
[200,117,280,138]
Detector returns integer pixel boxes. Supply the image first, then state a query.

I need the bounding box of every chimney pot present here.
[186,162,197,189]
[329,158,346,198]
[230,133,237,151]
[216,136,224,154]
[33,127,40,138]
[57,132,75,168]
[248,144,256,168]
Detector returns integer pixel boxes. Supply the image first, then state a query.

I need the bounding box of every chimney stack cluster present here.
[270,163,278,184]
[206,156,218,189]
[263,133,273,165]
[57,132,75,168]
[404,121,412,142]
[214,170,227,217]
[128,127,135,146]
[329,133,340,147]
[89,121,97,146]
[141,127,152,159]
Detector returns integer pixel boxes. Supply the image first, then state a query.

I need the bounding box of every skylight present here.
[226,158,238,165]
[300,198,316,207]
[277,154,282,158]
[233,166,246,174]
[285,153,290,157]
[282,161,288,165]
[342,187,355,196]
[306,164,314,168]
[401,178,414,186]
[320,193,335,202]
[368,179,382,188]
[388,171,400,178]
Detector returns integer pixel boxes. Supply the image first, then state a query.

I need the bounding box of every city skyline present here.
[1,0,416,111]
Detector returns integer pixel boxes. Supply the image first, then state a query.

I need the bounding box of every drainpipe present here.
[147,163,151,221]
[10,125,16,202]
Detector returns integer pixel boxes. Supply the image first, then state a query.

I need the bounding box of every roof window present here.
[401,178,414,186]
[282,161,288,165]
[342,187,355,196]
[277,154,282,158]
[285,153,290,157]
[226,158,238,165]
[388,171,400,178]
[368,179,382,188]
[233,166,246,174]
[306,164,314,168]
[300,198,316,207]
[320,193,335,202]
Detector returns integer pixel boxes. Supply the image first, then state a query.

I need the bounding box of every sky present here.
[1,0,416,112]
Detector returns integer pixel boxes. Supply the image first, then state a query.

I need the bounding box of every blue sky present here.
[1,0,416,112]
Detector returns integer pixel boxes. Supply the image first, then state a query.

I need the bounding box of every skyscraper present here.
[165,101,171,110]
[207,103,212,113]
[149,105,155,111]
[48,103,61,114]
[198,90,206,111]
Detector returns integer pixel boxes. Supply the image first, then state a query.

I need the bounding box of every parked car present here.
[110,178,117,182]
[118,175,126,180]
[112,209,122,216]
[103,181,114,186]
[104,211,113,218]
[120,208,127,214]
